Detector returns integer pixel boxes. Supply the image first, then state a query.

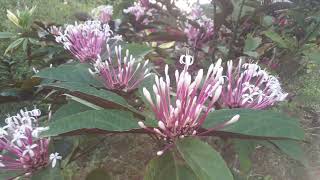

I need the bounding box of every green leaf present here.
[4,38,24,54]
[244,35,261,52]
[144,152,198,180]
[0,171,23,179]
[263,30,295,49]
[41,109,140,137]
[51,100,93,121]
[122,43,153,59]
[176,138,233,180]
[0,32,14,39]
[42,82,128,108]
[243,51,259,58]
[22,38,28,52]
[31,165,62,180]
[262,16,273,27]
[34,63,103,87]
[234,140,255,173]
[271,140,307,166]
[203,109,304,140]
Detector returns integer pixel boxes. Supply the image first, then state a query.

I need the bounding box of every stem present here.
[228,0,246,59]
[211,0,218,63]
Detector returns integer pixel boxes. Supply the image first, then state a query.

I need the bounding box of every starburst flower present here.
[184,6,215,49]
[91,5,113,23]
[221,59,288,109]
[123,0,153,25]
[0,107,61,177]
[53,20,112,63]
[139,54,239,155]
[89,45,150,92]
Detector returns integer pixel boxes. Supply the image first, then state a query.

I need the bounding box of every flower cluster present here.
[0,107,61,176]
[184,5,215,49]
[221,59,288,109]
[89,45,150,92]
[91,5,113,24]
[139,55,239,155]
[53,20,112,63]
[123,0,153,25]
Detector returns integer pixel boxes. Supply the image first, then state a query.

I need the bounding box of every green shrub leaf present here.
[34,63,103,87]
[203,109,304,140]
[41,109,140,137]
[144,152,198,180]
[176,138,233,180]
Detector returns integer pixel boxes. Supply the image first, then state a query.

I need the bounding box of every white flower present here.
[32,127,49,138]
[11,132,27,147]
[0,128,8,138]
[22,144,38,157]
[0,159,5,167]
[50,152,62,168]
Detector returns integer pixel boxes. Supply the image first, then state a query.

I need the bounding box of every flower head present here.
[90,45,150,92]
[91,5,113,23]
[123,0,153,25]
[221,59,288,109]
[53,20,112,63]
[139,54,239,154]
[0,107,60,176]
[184,7,215,49]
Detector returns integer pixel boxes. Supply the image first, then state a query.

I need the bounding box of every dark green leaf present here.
[31,165,62,180]
[34,63,103,87]
[234,140,255,173]
[122,43,153,59]
[271,140,307,166]
[52,100,93,121]
[203,109,304,140]
[0,171,23,179]
[176,138,233,180]
[144,152,197,180]
[42,82,128,108]
[41,109,140,137]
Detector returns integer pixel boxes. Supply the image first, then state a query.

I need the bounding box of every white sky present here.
[175,0,211,12]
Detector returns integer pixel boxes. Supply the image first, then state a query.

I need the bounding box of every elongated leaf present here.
[42,82,128,108]
[203,109,304,140]
[144,152,197,180]
[31,165,62,180]
[122,43,153,59]
[34,63,103,87]
[41,109,140,137]
[4,38,24,54]
[0,32,14,39]
[271,140,307,166]
[233,140,255,173]
[176,138,233,180]
[263,30,295,49]
[0,171,23,179]
[51,100,93,121]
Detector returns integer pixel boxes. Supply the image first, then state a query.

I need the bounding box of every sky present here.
[175,0,211,12]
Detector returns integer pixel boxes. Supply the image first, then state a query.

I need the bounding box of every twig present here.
[228,0,246,59]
